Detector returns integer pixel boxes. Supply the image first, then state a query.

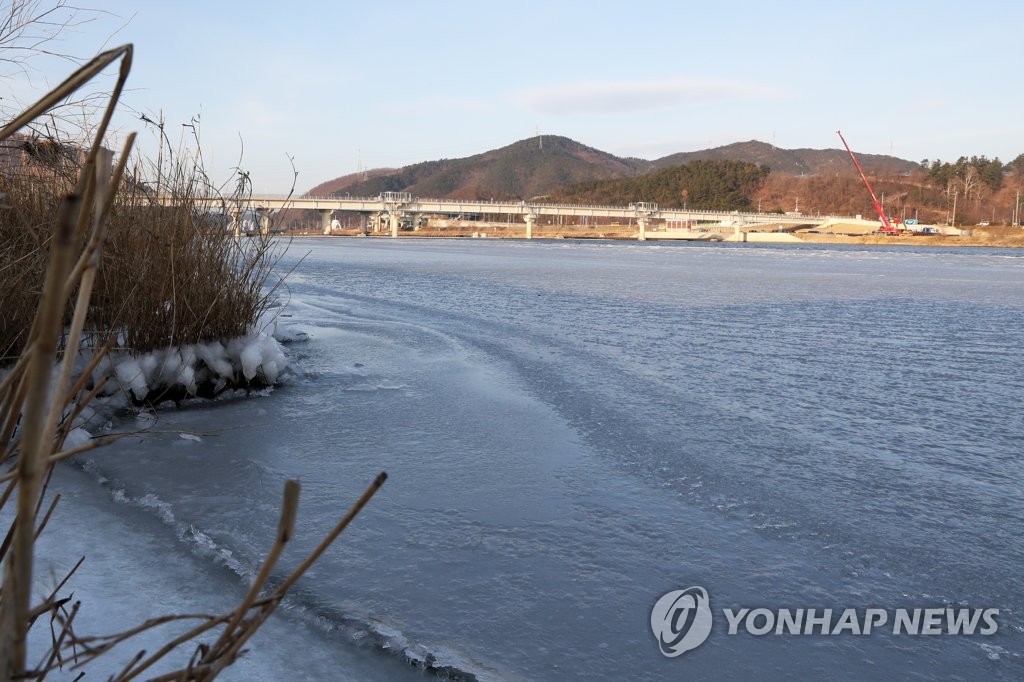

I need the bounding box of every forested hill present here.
[547,160,771,210]
[653,140,919,177]
[328,136,644,200]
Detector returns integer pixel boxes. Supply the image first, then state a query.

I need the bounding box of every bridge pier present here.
[389,212,400,238]
[320,209,333,234]
[370,212,382,233]
[230,208,241,238]
[631,202,656,241]
[258,209,270,236]
[524,212,536,239]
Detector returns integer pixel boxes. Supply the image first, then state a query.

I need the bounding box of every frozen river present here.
[47,238,1024,679]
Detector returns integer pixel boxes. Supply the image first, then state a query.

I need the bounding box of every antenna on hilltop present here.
[536,124,542,150]
[357,148,367,180]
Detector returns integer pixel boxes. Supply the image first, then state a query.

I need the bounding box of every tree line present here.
[550,160,771,210]
[921,155,1003,202]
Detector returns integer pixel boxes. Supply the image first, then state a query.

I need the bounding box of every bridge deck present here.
[182,194,840,227]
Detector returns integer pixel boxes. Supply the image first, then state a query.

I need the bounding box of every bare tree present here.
[0,0,100,76]
[1,2,124,156]
[959,166,982,204]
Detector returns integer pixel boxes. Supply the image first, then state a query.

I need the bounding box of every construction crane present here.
[837,130,901,235]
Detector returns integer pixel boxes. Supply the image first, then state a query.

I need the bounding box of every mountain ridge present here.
[306,135,920,200]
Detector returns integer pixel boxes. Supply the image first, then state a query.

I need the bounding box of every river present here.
[47,238,1023,680]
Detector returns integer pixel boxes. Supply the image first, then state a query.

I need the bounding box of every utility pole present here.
[952,190,958,228]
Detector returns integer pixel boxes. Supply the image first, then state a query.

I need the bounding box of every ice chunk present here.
[195,341,234,380]
[232,333,286,383]
[157,348,183,387]
[179,345,198,395]
[238,336,262,381]
[257,335,286,384]
[92,355,117,395]
[72,405,96,429]
[63,426,92,450]
[139,352,159,386]
[114,356,149,401]
[81,330,289,407]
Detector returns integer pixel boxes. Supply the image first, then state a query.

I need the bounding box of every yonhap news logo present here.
[650,586,714,656]
[651,586,999,657]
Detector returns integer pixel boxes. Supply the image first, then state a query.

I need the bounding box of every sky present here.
[5,0,1024,193]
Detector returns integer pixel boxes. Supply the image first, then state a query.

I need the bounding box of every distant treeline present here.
[922,155,1015,197]
[549,160,771,210]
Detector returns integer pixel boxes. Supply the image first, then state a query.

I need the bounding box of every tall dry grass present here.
[0,137,79,360]
[91,171,282,353]
[0,134,284,361]
[0,43,386,680]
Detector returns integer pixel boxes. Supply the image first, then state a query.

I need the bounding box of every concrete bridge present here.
[183,192,841,240]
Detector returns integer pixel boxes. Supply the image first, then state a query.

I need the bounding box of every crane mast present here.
[837,130,899,234]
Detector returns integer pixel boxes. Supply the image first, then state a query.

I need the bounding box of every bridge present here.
[181,192,840,240]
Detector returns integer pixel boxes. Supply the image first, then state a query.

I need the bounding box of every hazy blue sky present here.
[7,0,1022,193]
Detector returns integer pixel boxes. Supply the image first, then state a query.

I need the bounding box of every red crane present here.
[837,130,900,234]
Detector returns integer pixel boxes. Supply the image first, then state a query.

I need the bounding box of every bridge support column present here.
[259,210,270,236]
[230,208,241,238]
[320,209,333,234]
[637,217,647,241]
[525,213,535,239]
[389,212,400,238]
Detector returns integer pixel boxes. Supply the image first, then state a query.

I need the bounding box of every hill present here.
[652,140,918,177]
[326,136,644,200]
[307,136,921,203]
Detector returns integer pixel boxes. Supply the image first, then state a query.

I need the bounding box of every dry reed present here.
[0,42,386,680]
[0,135,285,361]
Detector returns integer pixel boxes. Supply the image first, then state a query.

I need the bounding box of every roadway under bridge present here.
[186,192,842,240]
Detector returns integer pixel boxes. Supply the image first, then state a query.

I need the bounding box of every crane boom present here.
[837,130,898,234]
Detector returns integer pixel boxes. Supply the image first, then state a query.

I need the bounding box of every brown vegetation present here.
[0,167,282,360]
[0,33,386,680]
[756,170,1023,228]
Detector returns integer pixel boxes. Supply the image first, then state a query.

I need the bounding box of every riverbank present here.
[293,224,1024,248]
[798,225,1024,248]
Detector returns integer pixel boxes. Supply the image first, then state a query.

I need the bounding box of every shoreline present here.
[287,226,1024,249]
